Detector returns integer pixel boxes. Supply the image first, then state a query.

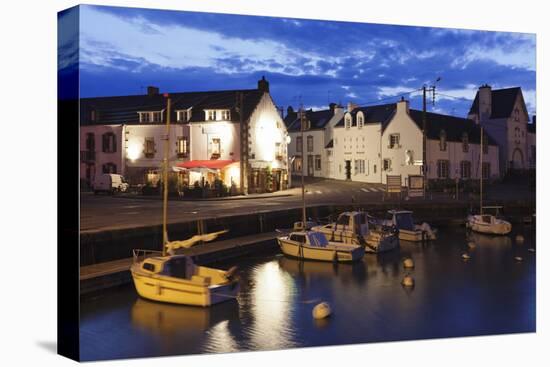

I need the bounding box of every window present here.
[460,161,471,179]
[152,111,162,122]
[142,263,155,272]
[177,110,188,122]
[90,110,96,122]
[139,112,150,123]
[144,137,155,158]
[296,136,303,153]
[383,159,391,171]
[482,135,488,154]
[345,115,351,129]
[289,234,306,243]
[389,134,400,149]
[482,162,490,179]
[307,136,314,152]
[293,156,302,172]
[211,138,221,159]
[374,164,377,174]
[437,160,449,178]
[85,133,95,151]
[315,155,321,171]
[514,108,519,122]
[462,133,469,152]
[102,132,117,153]
[439,130,447,151]
[102,162,117,174]
[221,110,231,120]
[207,110,216,121]
[354,159,365,174]
[177,136,188,159]
[357,114,364,128]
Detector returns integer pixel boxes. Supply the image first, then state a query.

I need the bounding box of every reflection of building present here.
[468,85,535,175]
[79,78,289,193]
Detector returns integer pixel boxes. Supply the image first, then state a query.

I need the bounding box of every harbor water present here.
[80,225,536,361]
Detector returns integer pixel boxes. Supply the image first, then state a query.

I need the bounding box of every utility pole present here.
[480,127,483,215]
[300,105,306,228]
[238,92,248,195]
[162,95,171,255]
[422,80,439,198]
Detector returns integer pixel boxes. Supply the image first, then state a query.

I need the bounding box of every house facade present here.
[79,78,290,193]
[467,85,534,175]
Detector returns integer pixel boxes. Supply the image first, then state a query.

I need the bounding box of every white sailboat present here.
[277,107,365,262]
[466,127,512,235]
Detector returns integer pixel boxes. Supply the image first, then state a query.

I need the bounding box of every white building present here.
[80,78,290,193]
[285,103,344,178]
[467,85,534,175]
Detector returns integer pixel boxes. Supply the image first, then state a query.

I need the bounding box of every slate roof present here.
[80,89,264,126]
[334,104,397,128]
[285,108,336,132]
[408,110,498,146]
[468,87,522,119]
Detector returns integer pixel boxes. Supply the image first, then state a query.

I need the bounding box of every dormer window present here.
[439,130,447,151]
[344,114,352,129]
[220,110,231,120]
[357,113,364,128]
[139,111,162,123]
[207,110,216,121]
[176,110,188,123]
[139,112,150,123]
[462,132,469,152]
[152,111,162,122]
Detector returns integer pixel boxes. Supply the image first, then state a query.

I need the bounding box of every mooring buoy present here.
[515,235,525,244]
[401,275,415,287]
[403,258,415,269]
[312,302,332,320]
[528,248,535,253]
[467,241,476,249]
[514,256,523,262]
[462,253,471,260]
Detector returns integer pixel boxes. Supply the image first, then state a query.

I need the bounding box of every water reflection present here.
[278,256,367,284]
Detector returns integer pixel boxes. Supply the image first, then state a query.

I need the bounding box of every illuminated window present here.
[152,111,162,122]
[139,112,150,123]
[177,110,188,122]
[293,156,302,172]
[221,110,231,120]
[315,155,321,170]
[177,136,188,159]
[144,137,155,158]
[207,110,216,121]
[211,138,221,159]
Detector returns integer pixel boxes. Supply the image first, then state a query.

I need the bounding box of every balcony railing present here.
[80,150,96,162]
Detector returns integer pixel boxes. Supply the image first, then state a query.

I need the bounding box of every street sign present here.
[408,175,424,198]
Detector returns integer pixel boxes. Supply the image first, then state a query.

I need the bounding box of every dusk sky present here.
[59,5,536,118]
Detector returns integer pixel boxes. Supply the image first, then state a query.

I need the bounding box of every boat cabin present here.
[140,255,195,279]
[323,212,370,236]
[288,231,329,248]
[387,210,415,231]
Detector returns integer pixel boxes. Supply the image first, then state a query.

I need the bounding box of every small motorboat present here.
[311,211,399,253]
[384,210,437,242]
[131,241,239,307]
[466,206,511,235]
[277,230,365,262]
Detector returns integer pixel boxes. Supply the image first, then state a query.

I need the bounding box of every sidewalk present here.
[83,189,297,201]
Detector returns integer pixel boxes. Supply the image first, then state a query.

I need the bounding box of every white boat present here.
[277,230,365,262]
[466,127,512,236]
[311,211,399,253]
[466,206,511,235]
[384,210,437,242]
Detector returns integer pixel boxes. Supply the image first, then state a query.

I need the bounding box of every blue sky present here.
[59,5,536,118]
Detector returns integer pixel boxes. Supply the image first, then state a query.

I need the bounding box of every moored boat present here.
[466,207,511,235]
[384,210,437,242]
[311,211,399,253]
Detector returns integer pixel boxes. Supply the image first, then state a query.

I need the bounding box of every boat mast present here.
[300,105,306,229]
[480,126,483,215]
[162,95,171,256]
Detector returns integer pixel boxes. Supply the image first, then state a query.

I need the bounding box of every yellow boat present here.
[131,249,239,307]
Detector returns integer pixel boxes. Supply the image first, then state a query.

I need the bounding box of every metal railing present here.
[132,249,163,263]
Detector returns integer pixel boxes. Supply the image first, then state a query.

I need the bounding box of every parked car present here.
[93,173,129,194]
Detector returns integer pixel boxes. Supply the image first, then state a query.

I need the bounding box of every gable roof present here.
[80,89,264,125]
[285,108,336,132]
[408,109,498,145]
[334,103,396,128]
[468,87,523,119]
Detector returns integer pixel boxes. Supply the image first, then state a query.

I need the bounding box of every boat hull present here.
[277,238,364,262]
[311,227,398,253]
[397,228,437,242]
[131,269,239,307]
[467,217,512,235]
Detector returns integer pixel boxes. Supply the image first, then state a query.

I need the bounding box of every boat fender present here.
[401,275,414,287]
[312,302,332,319]
[403,258,414,269]
[515,235,525,244]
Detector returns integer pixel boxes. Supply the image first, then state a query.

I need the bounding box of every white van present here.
[93,173,129,194]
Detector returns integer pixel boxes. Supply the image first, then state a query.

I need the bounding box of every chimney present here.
[258,76,270,93]
[347,102,359,112]
[478,84,492,121]
[287,105,294,117]
[396,97,409,115]
[147,86,159,96]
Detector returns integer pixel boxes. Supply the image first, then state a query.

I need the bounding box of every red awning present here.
[176,160,236,170]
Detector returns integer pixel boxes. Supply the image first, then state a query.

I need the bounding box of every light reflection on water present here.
[80,225,536,361]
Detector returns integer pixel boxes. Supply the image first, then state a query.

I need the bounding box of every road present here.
[80,178,534,233]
